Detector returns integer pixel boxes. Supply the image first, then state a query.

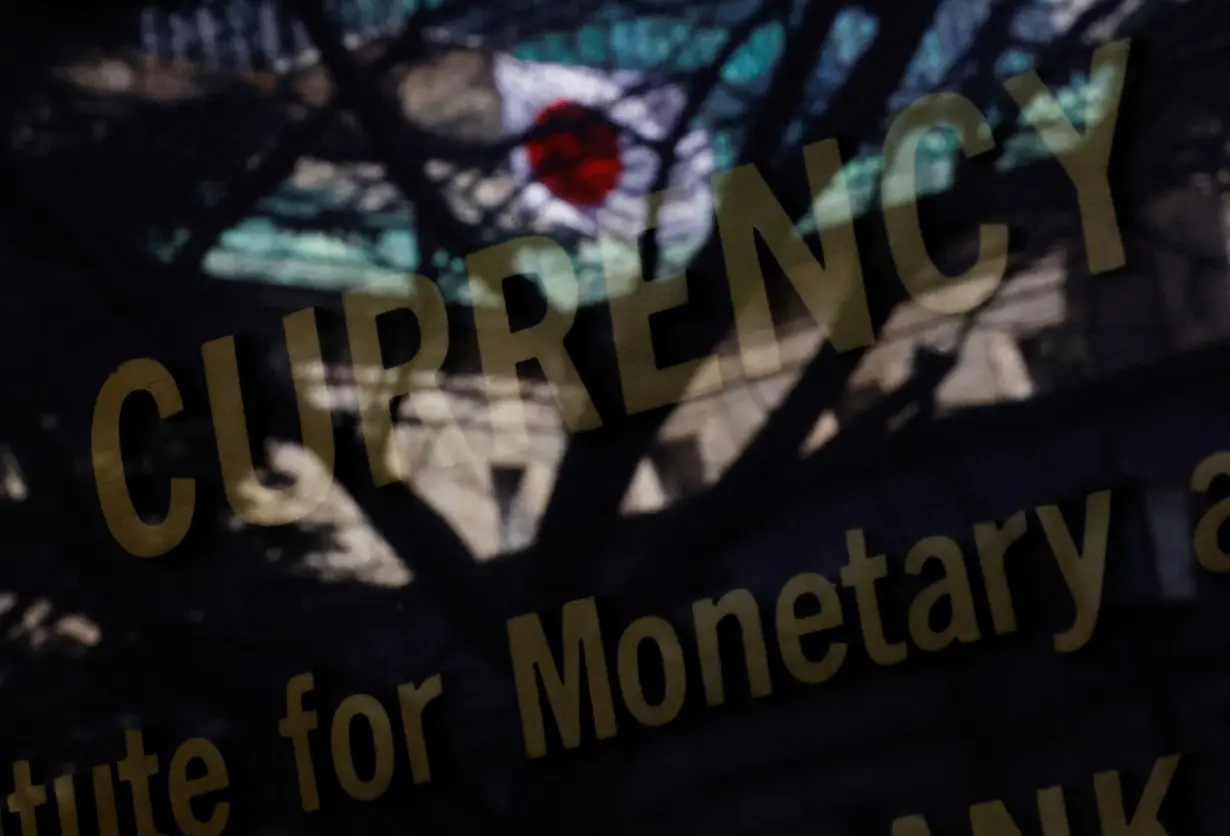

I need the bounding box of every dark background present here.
[1,0,1228,832]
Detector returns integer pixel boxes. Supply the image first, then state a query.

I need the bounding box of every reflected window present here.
[1142,480,1198,602]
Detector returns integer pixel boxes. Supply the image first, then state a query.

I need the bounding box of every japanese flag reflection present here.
[492,53,716,275]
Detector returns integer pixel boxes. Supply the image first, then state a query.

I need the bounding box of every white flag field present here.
[489,53,717,291]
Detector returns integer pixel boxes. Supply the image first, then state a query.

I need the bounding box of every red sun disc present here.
[525,100,622,208]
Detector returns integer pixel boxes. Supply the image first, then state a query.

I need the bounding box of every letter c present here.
[882,92,1009,315]
[91,358,195,557]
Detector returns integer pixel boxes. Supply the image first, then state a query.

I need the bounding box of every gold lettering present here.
[1037,786,1072,836]
[775,572,847,684]
[714,142,874,380]
[344,284,477,484]
[893,785,1070,836]
[468,237,600,456]
[969,799,1023,835]
[53,775,79,836]
[202,308,335,525]
[92,765,120,836]
[1036,490,1111,652]
[1004,39,1130,274]
[905,535,982,651]
[396,674,443,785]
[278,672,320,812]
[330,695,395,802]
[840,529,908,665]
[1094,754,1181,836]
[616,616,687,727]
[890,815,931,836]
[6,761,46,836]
[91,358,195,557]
[883,93,1008,314]
[974,511,1028,636]
[601,188,724,413]
[1190,451,1230,573]
[507,598,617,758]
[168,738,230,836]
[116,729,161,836]
[693,589,772,706]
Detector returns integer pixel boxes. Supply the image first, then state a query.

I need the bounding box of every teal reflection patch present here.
[194,5,1111,308]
